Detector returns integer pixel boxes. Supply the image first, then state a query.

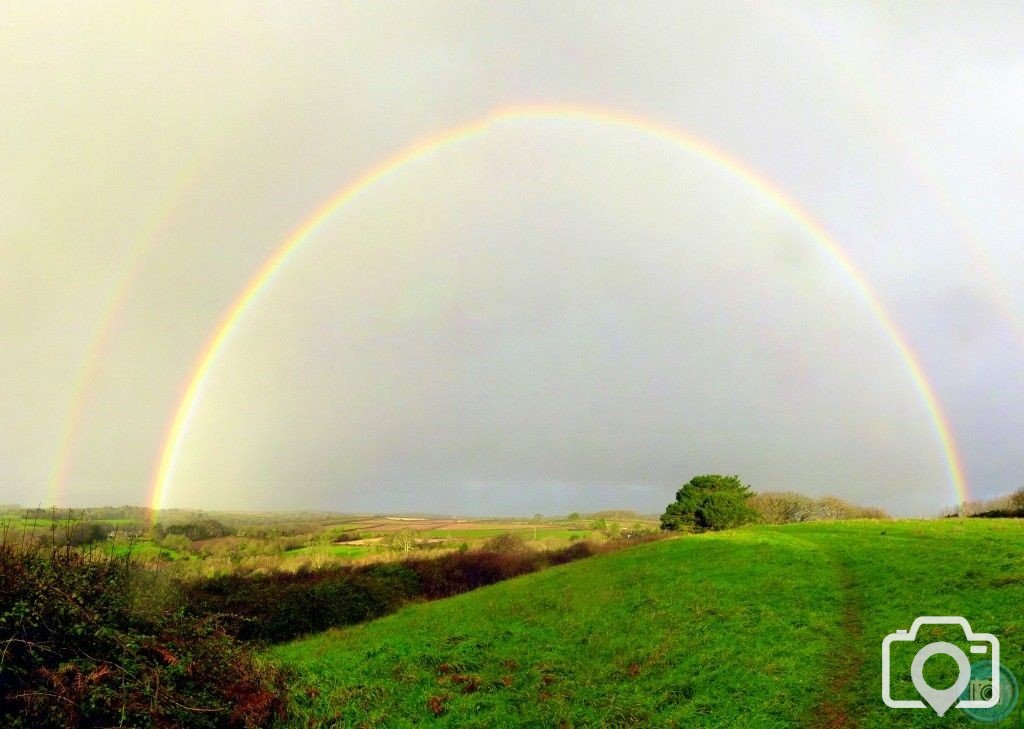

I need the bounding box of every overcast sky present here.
[3,1,1023,516]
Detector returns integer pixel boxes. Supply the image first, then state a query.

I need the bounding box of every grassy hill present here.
[273,520,1024,727]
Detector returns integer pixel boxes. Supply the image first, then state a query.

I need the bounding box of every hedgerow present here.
[0,539,289,728]
[185,534,662,644]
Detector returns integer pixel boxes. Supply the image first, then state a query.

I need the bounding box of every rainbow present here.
[148,103,969,513]
[47,160,205,507]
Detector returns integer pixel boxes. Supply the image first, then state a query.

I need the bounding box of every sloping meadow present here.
[273,520,1024,727]
[274,530,840,727]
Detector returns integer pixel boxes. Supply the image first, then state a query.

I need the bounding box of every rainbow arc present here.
[147,103,969,513]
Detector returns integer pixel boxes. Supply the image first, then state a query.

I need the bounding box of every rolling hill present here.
[273,520,1024,727]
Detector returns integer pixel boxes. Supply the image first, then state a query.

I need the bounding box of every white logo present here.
[882,617,1000,717]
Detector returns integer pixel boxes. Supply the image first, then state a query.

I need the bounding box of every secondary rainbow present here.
[148,103,969,513]
[776,3,1024,357]
[46,159,206,508]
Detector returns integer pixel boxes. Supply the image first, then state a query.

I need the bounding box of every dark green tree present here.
[660,474,755,532]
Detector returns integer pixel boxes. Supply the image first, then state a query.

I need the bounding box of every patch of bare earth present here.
[810,560,864,729]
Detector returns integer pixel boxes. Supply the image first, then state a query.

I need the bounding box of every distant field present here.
[107,541,190,561]
[0,510,659,579]
[283,544,374,560]
[274,520,1024,727]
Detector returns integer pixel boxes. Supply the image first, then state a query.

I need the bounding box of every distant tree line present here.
[748,491,888,523]
[660,475,889,532]
[947,488,1024,518]
[22,506,152,522]
[151,518,233,541]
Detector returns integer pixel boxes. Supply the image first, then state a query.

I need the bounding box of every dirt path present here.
[809,556,865,729]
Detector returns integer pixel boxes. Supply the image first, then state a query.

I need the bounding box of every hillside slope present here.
[273,520,1024,727]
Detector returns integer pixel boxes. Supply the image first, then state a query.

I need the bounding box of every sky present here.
[3,1,1024,516]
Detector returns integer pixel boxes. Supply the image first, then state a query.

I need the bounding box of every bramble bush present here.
[0,538,290,728]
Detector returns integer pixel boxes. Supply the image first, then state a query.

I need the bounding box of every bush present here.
[749,492,889,523]
[482,533,531,554]
[185,564,421,643]
[161,533,193,553]
[748,492,816,524]
[0,542,289,728]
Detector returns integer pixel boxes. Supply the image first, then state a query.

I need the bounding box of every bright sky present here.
[3,2,1023,516]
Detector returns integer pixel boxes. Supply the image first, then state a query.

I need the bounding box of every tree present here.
[660,474,755,532]
[385,528,417,554]
[748,491,816,524]
[164,518,231,541]
[816,496,849,521]
[1009,488,1024,514]
[160,533,192,554]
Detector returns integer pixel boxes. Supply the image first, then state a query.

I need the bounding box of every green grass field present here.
[273,519,1024,727]
[284,544,374,560]
[106,541,191,561]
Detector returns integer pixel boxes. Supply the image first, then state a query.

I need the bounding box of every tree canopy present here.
[660,474,755,532]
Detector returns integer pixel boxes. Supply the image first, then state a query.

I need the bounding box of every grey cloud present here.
[2,2,1021,515]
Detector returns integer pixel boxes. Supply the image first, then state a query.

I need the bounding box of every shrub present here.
[185,563,421,643]
[161,533,193,553]
[748,492,816,524]
[0,541,289,728]
[482,533,531,554]
[749,492,889,523]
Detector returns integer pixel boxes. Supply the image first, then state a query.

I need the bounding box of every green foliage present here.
[163,518,233,541]
[56,521,109,547]
[0,542,289,727]
[161,532,193,553]
[660,474,755,532]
